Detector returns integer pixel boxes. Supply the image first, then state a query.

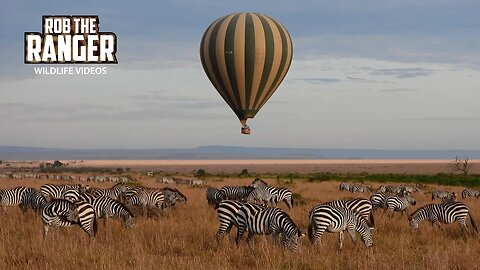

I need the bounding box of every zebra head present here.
[405,193,416,206]
[408,211,420,230]
[123,215,135,229]
[250,178,268,188]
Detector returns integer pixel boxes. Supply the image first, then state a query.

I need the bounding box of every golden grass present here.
[0,177,478,270]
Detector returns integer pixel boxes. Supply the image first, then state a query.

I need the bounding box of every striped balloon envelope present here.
[200,13,293,134]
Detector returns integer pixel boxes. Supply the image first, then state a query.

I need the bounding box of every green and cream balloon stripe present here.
[200,12,293,122]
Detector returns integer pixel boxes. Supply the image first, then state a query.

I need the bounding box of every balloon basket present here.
[241,125,251,135]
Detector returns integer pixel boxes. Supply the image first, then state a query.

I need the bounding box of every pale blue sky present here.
[1,0,479,149]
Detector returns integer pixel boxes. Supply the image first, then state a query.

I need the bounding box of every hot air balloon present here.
[200,12,293,134]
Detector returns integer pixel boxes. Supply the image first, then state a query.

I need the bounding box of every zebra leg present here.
[246,232,255,246]
[347,228,357,246]
[339,231,344,250]
[236,224,246,245]
[43,225,49,239]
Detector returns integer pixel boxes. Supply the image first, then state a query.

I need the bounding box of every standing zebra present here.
[324,198,375,227]
[42,199,97,240]
[431,190,452,201]
[215,200,265,242]
[461,189,480,199]
[88,183,132,201]
[385,192,416,217]
[206,187,225,208]
[246,186,277,207]
[250,178,269,188]
[349,184,372,194]
[248,180,293,209]
[219,186,254,202]
[236,206,304,251]
[124,188,165,216]
[440,192,457,204]
[80,194,134,228]
[307,204,373,250]
[408,202,478,236]
[0,186,29,212]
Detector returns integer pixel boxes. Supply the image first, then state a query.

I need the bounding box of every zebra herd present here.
[0,182,187,239]
[207,180,480,251]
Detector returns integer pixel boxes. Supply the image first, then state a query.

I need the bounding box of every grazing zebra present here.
[408,202,478,236]
[461,189,480,199]
[161,187,187,209]
[250,178,269,188]
[215,200,265,242]
[324,198,375,227]
[383,185,405,195]
[124,188,165,216]
[42,199,97,239]
[206,187,225,208]
[307,204,373,250]
[385,192,416,217]
[339,183,351,192]
[20,188,47,212]
[349,184,372,194]
[0,186,29,211]
[400,185,422,193]
[440,192,457,204]
[370,192,388,211]
[376,185,387,193]
[40,184,88,201]
[236,206,304,251]
[219,186,254,202]
[246,186,277,207]
[80,194,134,228]
[249,180,293,209]
[88,183,132,201]
[431,191,452,201]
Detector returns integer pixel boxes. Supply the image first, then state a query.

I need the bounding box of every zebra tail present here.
[369,210,375,228]
[93,217,98,238]
[469,213,478,233]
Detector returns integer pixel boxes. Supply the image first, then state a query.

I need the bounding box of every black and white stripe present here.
[20,187,47,212]
[41,199,97,239]
[385,192,416,216]
[408,202,478,235]
[88,183,132,201]
[161,187,187,209]
[215,200,265,241]
[370,192,388,211]
[206,187,226,207]
[236,205,303,251]
[324,198,375,227]
[461,189,480,199]
[307,204,373,250]
[431,190,452,201]
[219,186,254,202]
[40,184,88,201]
[349,184,372,193]
[0,186,29,211]
[80,193,134,228]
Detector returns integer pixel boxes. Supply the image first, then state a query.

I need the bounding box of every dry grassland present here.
[0,177,479,270]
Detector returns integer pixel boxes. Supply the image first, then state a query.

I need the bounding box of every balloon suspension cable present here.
[240,119,251,135]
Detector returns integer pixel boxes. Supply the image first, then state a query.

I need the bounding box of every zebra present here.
[249,180,293,209]
[307,204,373,250]
[215,200,265,242]
[383,185,405,195]
[20,187,47,212]
[124,188,165,216]
[324,198,375,227]
[161,187,187,209]
[370,192,388,211]
[461,189,480,199]
[40,184,88,201]
[246,186,277,207]
[219,186,254,202]
[400,185,422,193]
[250,178,269,188]
[206,187,225,208]
[385,191,416,217]
[339,183,351,192]
[440,192,457,204]
[80,193,134,228]
[41,199,97,240]
[236,206,304,251]
[431,190,452,201]
[349,184,372,194]
[408,202,478,236]
[0,186,29,212]
[88,183,132,201]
